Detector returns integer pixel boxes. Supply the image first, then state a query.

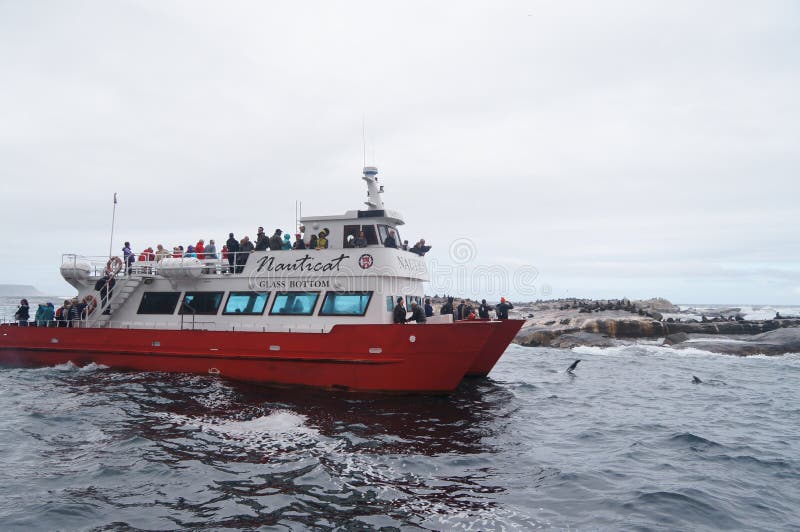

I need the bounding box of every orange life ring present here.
[105,256,123,276]
[83,294,98,315]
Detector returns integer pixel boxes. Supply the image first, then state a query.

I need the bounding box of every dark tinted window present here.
[223,292,269,315]
[362,225,379,245]
[180,292,224,315]
[270,292,319,315]
[320,292,372,316]
[137,292,180,314]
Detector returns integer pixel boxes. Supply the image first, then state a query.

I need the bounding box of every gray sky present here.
[1,1,798,304]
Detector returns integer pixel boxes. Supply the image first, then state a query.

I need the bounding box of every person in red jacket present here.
[195,240,205,260]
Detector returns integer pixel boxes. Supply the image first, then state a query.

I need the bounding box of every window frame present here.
[268,291,320,316]
[222,291,270,316]
[319,291,373,317]
[179,291,225,315]
[137,292,181,315]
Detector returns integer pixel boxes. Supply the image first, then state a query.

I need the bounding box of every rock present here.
[672,327,800,356]
[663,332,690,345]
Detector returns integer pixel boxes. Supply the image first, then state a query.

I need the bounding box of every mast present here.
[362,166,384,210]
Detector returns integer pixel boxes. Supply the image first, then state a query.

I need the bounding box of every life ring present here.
[105,256,123,276]
[83,294,98,315]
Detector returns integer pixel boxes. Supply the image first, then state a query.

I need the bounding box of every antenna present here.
[362,113,366,167]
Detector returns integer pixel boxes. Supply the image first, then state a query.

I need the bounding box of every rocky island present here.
[429,296,800,356]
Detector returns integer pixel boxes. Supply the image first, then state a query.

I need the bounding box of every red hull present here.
[0,321,514,393]
[467,319,524,377]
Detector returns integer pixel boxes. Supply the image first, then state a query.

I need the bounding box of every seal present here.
[566,359,581,374]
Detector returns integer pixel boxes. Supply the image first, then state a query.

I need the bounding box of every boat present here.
[0,167,523,393]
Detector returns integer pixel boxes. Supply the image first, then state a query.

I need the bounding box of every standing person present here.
[401,240,409,251]
[205,239,217,259]
[226,233,239,273]
[316,230,328,249]
[495,297,514,320]
[195,239,205,260]
[255,227,269,251]
[55,300,70,327]
[478,299,492,319]
[292,233,306,250]
[35,303,47,326]
[269,229,283,251]
[122,242,134,275]
[155,244,169,262]
[309,234,319,250]
[406,301,427,323]
[464,300,474,319]
[282,234,292,249]
[440,297,454,318]
[14,299,29,326]
[384,229,398,248]
[237,236,254,273]
[424,298,434,318]
[393,297,407,324]
[456,299,467,321]
[44,302,55,326]
[94,272,116,310]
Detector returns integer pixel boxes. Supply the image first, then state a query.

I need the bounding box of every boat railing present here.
[0,318,329,333]
[62,252,259,278]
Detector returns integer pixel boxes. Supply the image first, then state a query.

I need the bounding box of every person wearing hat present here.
[316,230,328,250]
[495,297,514,320]
[292,233,306,250]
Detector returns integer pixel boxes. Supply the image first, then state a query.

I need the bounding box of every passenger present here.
[393,297,407,324]
[353,230,367,248]
[293,234,306,250]
[316,230,328,249]
[384,229,398,248]
[424,298,434,318]
[467,310,477,320]
[195,240,205,260]
[464,300,474,319]
[237,236,254,273]
[122,242,134,275]
[14,299,29,326]
[68,298,81,326]
[55,300,70,327]
[172,246,181,258]
[226,232,239,272]
[282,234,292,250]
[495,297,514,320]
[94,272,116,310]
[478,299,492,319]
[255,227,269,251]
[269,229,283,251]
[155,244,170,262]
[410,239,432,256]
[44,302,55,326]
[35,303,47,326]
[205,239,218,259]
[407,301,427,323]
[184,245,197,258]
[456,299,467,321]
[309,234,319,250]
[440,297,454,318]
[402,240,409,251]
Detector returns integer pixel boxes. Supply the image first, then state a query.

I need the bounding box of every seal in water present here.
[566,359,581,374]
[692,376,702,384]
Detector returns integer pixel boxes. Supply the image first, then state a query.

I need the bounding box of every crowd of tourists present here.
[392,296,515,324]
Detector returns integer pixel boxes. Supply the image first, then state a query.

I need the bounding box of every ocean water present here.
[1,339,799,530]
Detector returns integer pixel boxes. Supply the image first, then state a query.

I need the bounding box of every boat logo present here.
[358,254,374,269]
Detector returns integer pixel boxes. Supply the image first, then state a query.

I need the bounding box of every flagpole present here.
[108,193,117,258]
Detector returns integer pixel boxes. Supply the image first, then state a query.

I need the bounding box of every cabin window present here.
[362,225,379,246]
[269,292,319,316]
[179,292,224,315]
[319,292,372,316]
[137,292,181,314]
[223,292,269,315]
[386,296,394,312]
[343,225,360,247]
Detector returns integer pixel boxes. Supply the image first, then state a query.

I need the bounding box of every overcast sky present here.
[1,1,798,304]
